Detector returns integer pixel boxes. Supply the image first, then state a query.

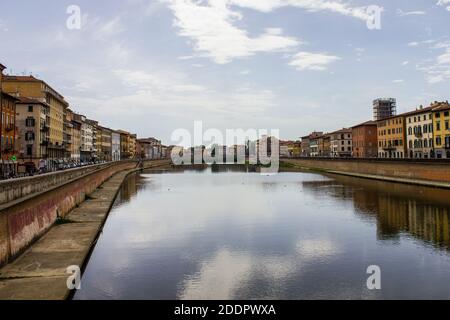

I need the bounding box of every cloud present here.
[163,0,375,64]
[393,79,404,83]
[397,9,426,16]
[229,0,374,21]
[164,0,299,64]
[417,47,450,84]
[437,0,450,11]
[289,52,340,71]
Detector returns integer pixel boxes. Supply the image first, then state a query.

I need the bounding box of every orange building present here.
[352,120,378,158]
[0,63,19,177]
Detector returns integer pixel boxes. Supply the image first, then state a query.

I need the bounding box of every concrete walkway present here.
[0,161,170,300]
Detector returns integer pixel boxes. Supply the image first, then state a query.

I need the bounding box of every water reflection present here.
[302,175,450,250]
[74,167,450,300]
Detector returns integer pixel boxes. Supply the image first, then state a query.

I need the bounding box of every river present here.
[74,166,450,300]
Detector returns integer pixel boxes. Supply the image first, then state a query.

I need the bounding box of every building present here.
[15,98,50,170]
[310,135,321,157]
[118,130,131,159]
[100,127,112,162]
[330,128,352,157]
[322,135,331,157]
[63,111,73,161]
[74,114,94,162]
[1,63,19,177]
[111,131,121,161]
[68,109,81,162]
[352,121,378,158]
[405,105,435,159]
[377,114,406,159]
[2,74,69,163]
[129,134,137,159]
[301,132,323,157]
[86,119,98,161]
[316,134,331,157]
[373,98,397,121]
[137,137,162,159]
[431,101,450,159]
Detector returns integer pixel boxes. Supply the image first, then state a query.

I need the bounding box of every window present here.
[25,131,35,141]
[436,113,441,118]
[436,137,442,146]
[423,125,428,133]
[445,111,449,117]
[446,121,449,130]
[27,145,32,156]
[28,105,33,112]
[437,121,441,131]
[26,117,35,127]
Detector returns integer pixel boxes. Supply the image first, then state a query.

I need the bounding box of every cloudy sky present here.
[1,0,449,144]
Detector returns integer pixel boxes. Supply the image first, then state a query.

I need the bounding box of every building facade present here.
[330,128,352,157]
[352,121,378,158]
[15,98,50,170]
[405,106,434,159]
[2,75,69,162]
[301,132,323,157]
[111,131,121,161]
[69,110,81,162]
[377,115,406,159]
[100,127,112,162]
[432,102,450,159]
[1,91,18,176]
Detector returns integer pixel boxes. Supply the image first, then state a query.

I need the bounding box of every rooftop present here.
[351,120,377,128]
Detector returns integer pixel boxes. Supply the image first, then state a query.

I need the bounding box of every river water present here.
[74,166,450,300]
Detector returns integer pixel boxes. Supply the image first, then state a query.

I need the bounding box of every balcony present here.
[5,124,15,132]
[41,124,50,132]
[41,141,49,147]
[414,132,423,138]
[382,146,396,151]
[3,144,14,152]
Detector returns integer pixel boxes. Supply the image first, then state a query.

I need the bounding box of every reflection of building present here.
[330,128,352,157]
[377,114,406,159]
[302,176,450,251]
[352,121,377,158]
[432,101,450,159]
[405,105,434,159]
[373,98,396,121]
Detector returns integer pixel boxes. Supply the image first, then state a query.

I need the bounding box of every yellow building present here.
[432,101,450,159]
[377,114,406,159]
[117,130,130,160]
[129,134,137,159]
[2,75,69,161]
